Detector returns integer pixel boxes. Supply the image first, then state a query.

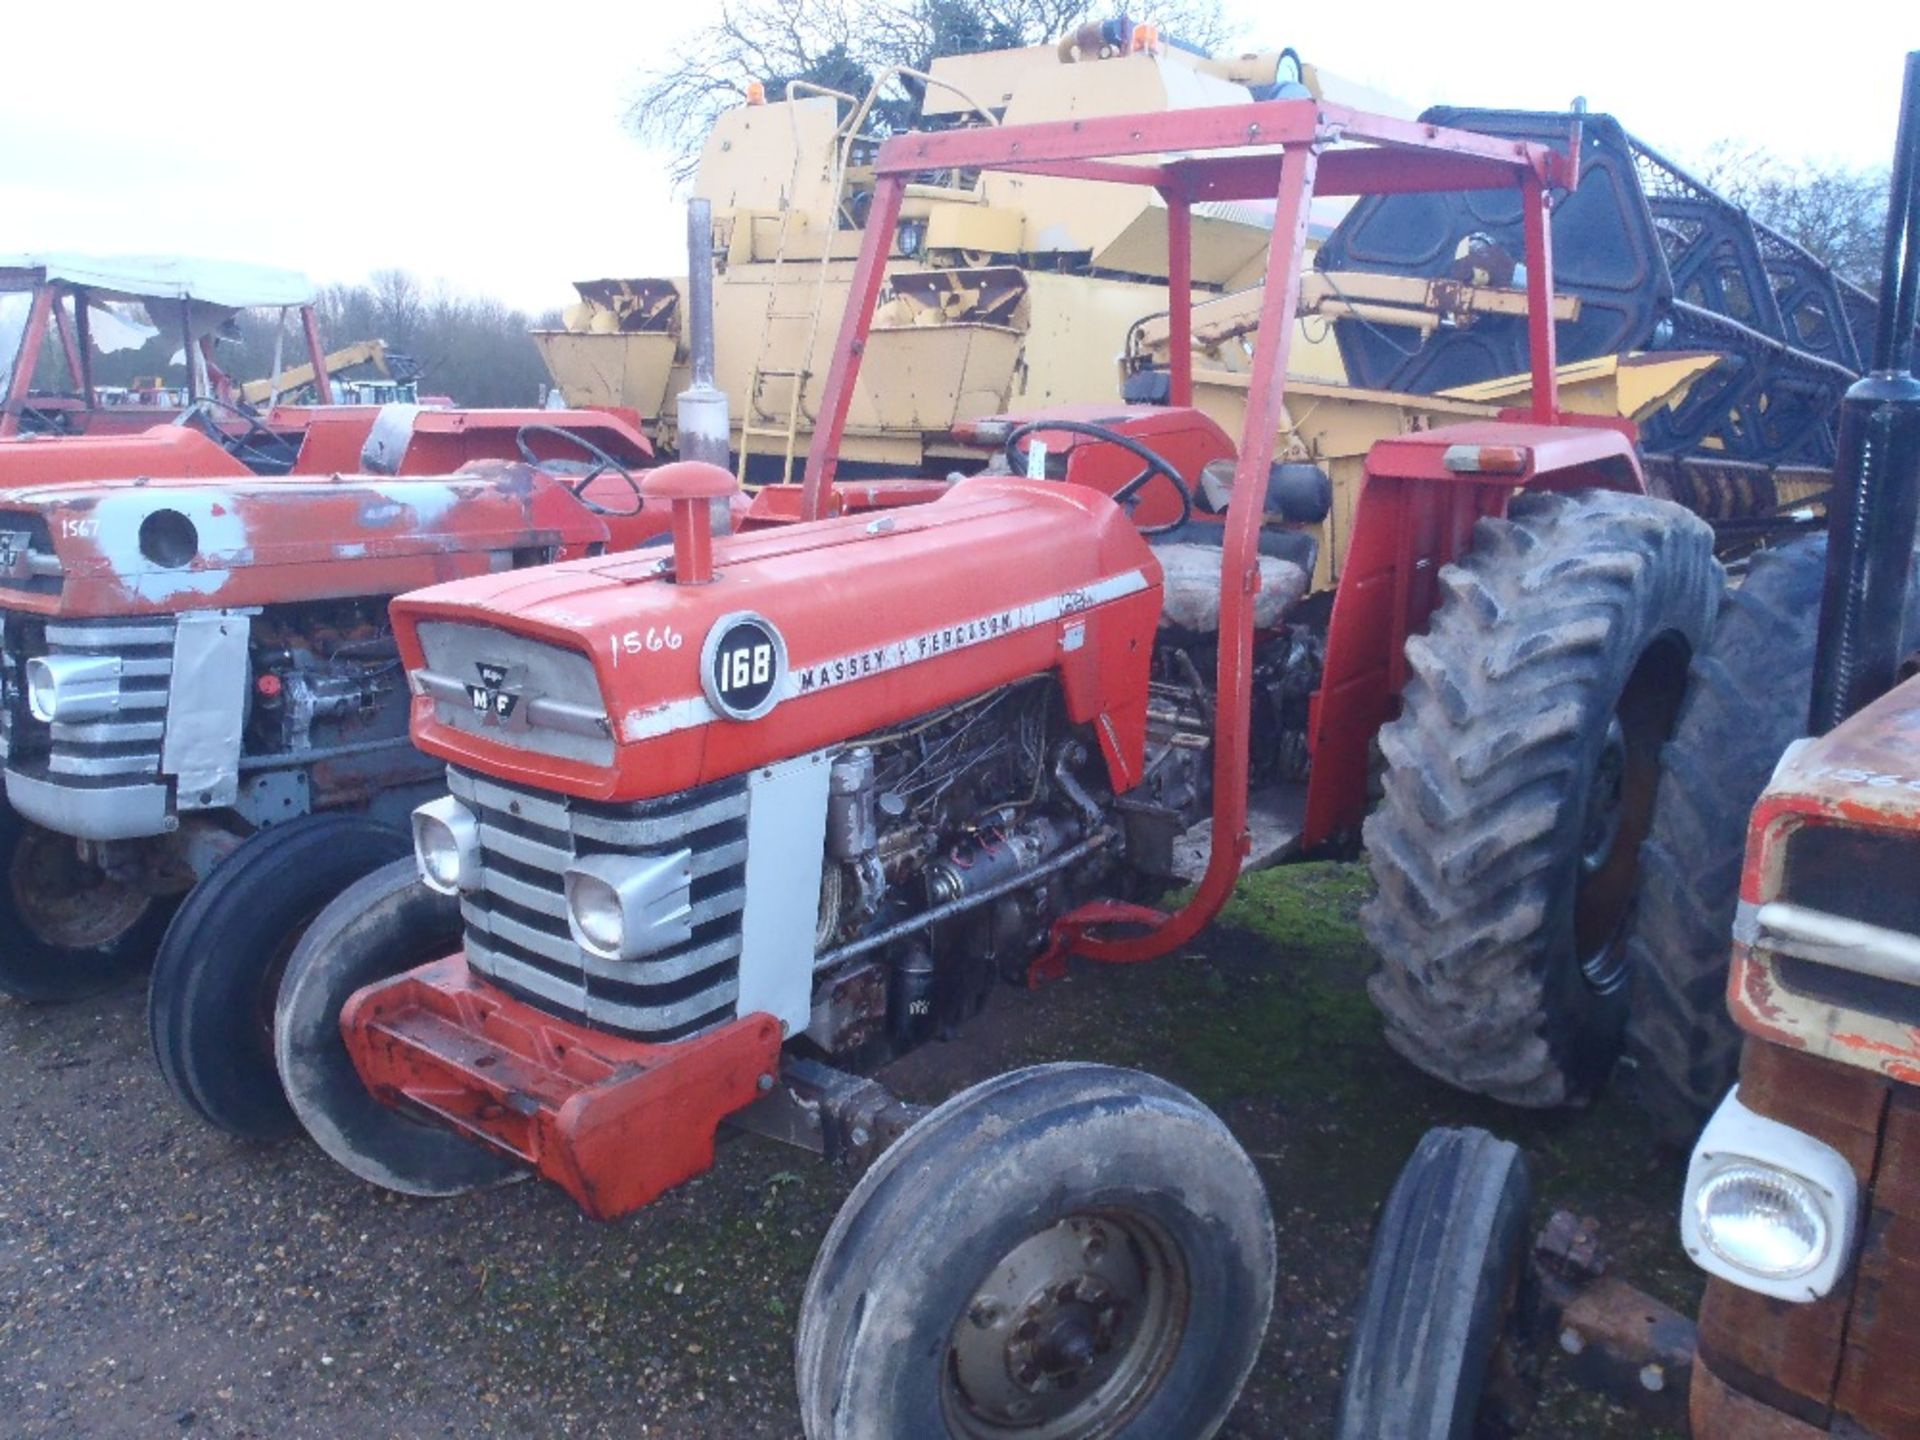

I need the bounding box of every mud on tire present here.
[1623,535,1920,1142]
[1364,489,1720,1106]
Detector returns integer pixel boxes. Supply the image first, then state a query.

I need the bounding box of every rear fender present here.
[1299,420,1643,848]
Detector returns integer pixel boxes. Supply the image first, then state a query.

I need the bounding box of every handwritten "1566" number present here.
[610,627,683,665]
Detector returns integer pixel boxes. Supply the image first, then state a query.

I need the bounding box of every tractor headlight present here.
[25,653,121,723]
[563,851,694,962]
[1694,1165,1827,1279]
[412,796,481,895]
[1680,1088,1858,1302]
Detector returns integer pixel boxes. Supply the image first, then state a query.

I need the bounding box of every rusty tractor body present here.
[1682,673,1920,1436]
[0,403,667,1009]
[283,84,1723,1234]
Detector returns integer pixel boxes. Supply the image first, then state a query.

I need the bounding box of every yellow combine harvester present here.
[537,31,1841,564]
[532,39,1503,481]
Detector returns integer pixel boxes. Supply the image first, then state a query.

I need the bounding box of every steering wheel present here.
[514,423,644,517]
[173,395,288,468]
[1001,419,1193,536]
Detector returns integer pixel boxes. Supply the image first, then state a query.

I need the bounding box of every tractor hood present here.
[0,461,625,619]
[1729,675,1920,1082]
[393,477,1163,803]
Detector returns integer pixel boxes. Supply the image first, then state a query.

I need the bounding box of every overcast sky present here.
[2,1,1909,313]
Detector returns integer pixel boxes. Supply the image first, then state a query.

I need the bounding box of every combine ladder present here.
[735,71,1003,488]
[735,82,862,488]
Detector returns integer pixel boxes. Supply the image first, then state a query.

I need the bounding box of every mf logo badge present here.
[702,612,787,721]
[0,531,31,583]
[466,661,524,726]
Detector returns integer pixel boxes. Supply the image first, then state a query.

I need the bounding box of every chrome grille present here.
[40,618,175,780]
[448,766,750,1041]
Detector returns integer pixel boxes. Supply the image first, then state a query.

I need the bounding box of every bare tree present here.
[627,0,1230,183]
[86,274,557,409]
[1698,140,1890,293]
[369,268,426,351]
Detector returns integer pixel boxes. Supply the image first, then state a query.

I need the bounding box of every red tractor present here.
[0,409,681,1130]
[274,97,1720,1435]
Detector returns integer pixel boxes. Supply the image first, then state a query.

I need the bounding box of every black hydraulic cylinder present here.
[1809,50,1920,735]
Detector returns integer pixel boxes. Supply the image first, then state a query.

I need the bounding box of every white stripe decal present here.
[619,568,1149,743]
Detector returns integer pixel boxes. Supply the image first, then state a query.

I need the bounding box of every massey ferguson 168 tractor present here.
[1339,51,1920,1439]
[273,97,1720,1436]
[0,403,679,1141]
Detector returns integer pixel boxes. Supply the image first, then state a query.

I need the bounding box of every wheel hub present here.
[1579,716,1628,876]
[9,828,151,951]
[945,1213,1186,1438]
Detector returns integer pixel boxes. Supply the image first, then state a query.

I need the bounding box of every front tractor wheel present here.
[148,812,411,1140]
[1364,489,1719,1106]
[1338,1127,1535,1440]
[0,809,169,1003]
[276,858,519,1197]
[795,1064,1275,1440]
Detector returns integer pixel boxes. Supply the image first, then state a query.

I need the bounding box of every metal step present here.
[1168,783,1307,884]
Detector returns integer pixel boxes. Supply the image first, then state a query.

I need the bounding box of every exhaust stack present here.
[676,198,731,477]
[1809,50,1920,733]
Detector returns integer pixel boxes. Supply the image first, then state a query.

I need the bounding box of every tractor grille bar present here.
[447,766,750,1042]
[41,618,176,780]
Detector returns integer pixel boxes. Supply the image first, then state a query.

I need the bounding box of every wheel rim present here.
[1572,636,1691,994]
[942,1211,1189,1439]
[9,826,151,951]
[1577,717,1628,878]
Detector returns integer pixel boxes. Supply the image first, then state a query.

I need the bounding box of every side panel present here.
[162,611,251,811]
[737,750,832,1034]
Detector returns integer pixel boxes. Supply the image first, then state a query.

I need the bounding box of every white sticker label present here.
[1025,439,1048,480]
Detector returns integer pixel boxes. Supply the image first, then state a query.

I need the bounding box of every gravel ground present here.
[0,863,1697,1438]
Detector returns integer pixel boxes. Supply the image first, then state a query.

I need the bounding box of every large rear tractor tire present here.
[795,1064,1275,1440]
[148,812,410,1140]
[0,807,171,1003]
[1338,1127,1535,1440]
[1364,489,1719,1106]
[276,858,519,1197]
[1623,535,1920,1143]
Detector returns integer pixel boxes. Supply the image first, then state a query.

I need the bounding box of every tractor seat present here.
[1151,515,1318,574]
[1154,542,1310,632]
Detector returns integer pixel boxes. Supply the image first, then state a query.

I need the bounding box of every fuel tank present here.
[392,476,1163,802]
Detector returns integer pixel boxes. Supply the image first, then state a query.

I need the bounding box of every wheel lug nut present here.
[1016,1320,1038,1341]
